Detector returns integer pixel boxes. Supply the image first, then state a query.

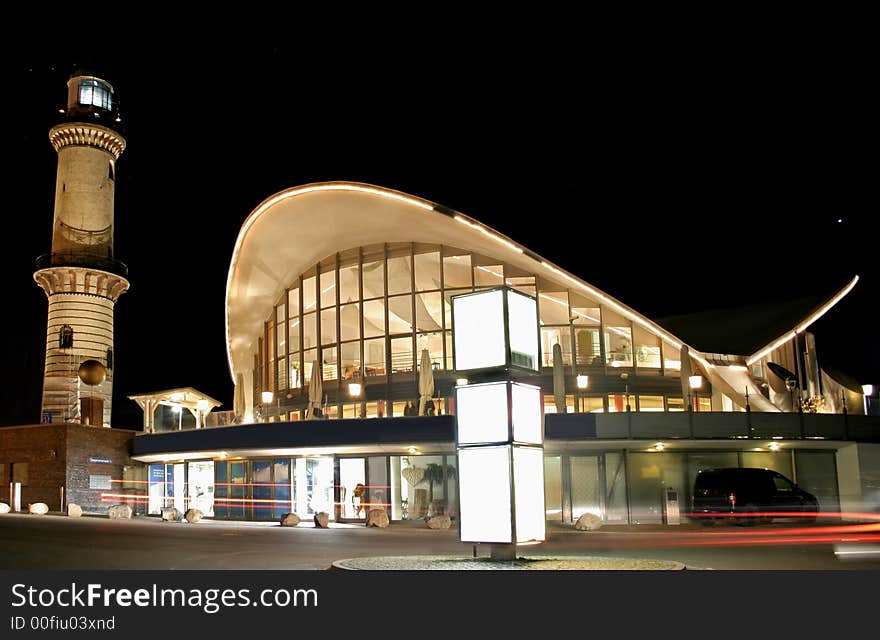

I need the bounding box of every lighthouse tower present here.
[33,73,129,427]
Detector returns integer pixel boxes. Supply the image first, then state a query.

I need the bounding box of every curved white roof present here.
[225,182,694,385]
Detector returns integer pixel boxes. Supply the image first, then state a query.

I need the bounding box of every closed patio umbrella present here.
[553,342,566,413]
[418,349,435,416]
[307,360,323,419]
[233,372,245,422]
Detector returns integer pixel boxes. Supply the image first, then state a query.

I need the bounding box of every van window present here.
[773,475,794,492]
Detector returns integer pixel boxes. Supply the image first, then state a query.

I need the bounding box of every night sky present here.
[2,45,876,428]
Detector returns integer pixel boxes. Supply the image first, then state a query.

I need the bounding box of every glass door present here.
[339,458,366,520]
[293,457,334,520]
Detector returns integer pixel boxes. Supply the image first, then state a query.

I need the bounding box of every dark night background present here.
[1,42,876,429]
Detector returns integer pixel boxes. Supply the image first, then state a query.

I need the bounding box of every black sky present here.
[2,43,876,428]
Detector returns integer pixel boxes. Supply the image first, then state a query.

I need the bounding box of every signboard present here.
[89,456,112,464]
[451,287,539,373]
[89,474,112,490]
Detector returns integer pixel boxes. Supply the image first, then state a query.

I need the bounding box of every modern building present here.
[4,74,879,527]
[127,181,880,525]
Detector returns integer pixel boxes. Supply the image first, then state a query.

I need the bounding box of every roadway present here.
[2,513,879,570]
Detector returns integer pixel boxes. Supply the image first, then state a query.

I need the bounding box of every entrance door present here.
[569,456,604,523]
[293,457,334,520]
[339,458,366,520]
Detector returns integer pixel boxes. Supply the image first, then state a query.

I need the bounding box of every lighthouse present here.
[33,73,129,427]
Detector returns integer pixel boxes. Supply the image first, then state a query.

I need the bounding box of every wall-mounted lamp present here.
[348,382,362,397]
[576,375,589,390]
[769,442,780,451]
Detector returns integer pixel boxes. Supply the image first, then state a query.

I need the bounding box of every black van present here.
[691,468,819,524]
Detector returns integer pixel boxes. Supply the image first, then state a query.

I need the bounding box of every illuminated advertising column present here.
[452,287,545,559]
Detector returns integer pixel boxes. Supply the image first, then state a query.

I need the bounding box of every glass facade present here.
[256,242,695,418]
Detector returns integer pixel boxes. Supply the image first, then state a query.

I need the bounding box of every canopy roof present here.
[225,182,692,384]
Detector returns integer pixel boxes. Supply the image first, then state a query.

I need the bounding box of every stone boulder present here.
[29,503,49,515]
[67,503,82,518]
[0,502,10,514]
[108,504,133,520]
[314,512,330,528]
[184,508,203,523]
[366,509,390,528]
[280,513,301,527]
[575,513,602,531]
[426,515,452,529]
[161,507,182,522]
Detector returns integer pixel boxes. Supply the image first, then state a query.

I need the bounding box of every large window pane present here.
[387,255,412,295]
[539,291,570,325]
[278,357,288,390]
[303,275,317,312]
[444,253,472,288]
[388,295,413,334]
[541,327,572,366]
[339,264,359,304]
[638,395,664,412]
[321,307,337,345]
[339,303,360,342]
[289,318,301,353]
[341,341,361,380]
[363,299,385,338]
[575,327,601,365]
[414,292,442,332]
[303,312,317,350]
[289,356,302,389]
[390,336,414,373]
[303,349,317,382]
[474,264,504,287]
[414,251,441,291]
[320,269,336,308]
[603,309,633,367]
[288,287,300,318]
[322,346,338,381]
[634,325,661,368]
[362,260,384,299]
[276,320,286,355]
[364,338,386,376]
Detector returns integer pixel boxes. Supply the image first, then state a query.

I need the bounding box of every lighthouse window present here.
[79,79,112,110]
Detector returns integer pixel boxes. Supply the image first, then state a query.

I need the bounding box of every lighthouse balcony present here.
[35,252,128,277]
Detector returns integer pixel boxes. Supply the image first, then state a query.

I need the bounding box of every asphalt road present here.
[1,513,879,570]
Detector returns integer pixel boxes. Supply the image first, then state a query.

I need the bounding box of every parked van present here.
[691,468,819,524]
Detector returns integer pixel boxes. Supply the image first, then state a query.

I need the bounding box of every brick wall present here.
[64,424,137,514]
[0,423,137,514]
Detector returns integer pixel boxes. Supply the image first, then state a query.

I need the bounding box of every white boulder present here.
[161,507,182,522]
[314,512,330,528]
[366,509,390,528]
[29,503,49,515]
[280,513,301,527]
[67,503,82,517]
[575,513,602,531]
[184,508,203,523]
[426,515,452,529]
[0,502,10,514]
[108,504,133,520]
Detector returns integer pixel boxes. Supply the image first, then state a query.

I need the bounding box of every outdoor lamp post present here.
[689,375,703,412]
[261,391,274,422]
[576,375,589,412]
[451,287,543,560]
